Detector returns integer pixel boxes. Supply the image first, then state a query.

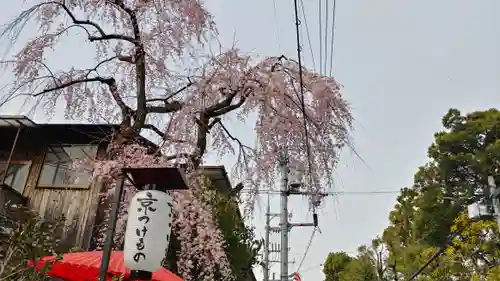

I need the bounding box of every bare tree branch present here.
[43,1,134,43]
[144,81,192,114]
[213,119,253,167]
[85,56,120,76]
[204,87,251,118]
[211,94,248,117]
[162,114,254,170]
[142,124,165,139]
[146,78,193,103]
[33,75,133,121]
[33,77,113,97]
[146,101,184,114]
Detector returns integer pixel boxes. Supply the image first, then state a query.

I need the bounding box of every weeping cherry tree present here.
[0,1,353,280]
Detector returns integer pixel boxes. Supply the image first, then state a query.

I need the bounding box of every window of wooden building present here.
[38,145,98,189]
[0,160,31,194]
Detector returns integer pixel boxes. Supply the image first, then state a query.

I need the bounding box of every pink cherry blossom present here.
[89,144,232,281]
[0,1,352,281]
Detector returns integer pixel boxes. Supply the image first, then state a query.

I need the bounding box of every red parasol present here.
[28,251,183,281]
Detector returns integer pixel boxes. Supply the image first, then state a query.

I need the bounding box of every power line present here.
[277,0,341,278]
[241,189,401,195]
[299,0,316,70]
[323,0,329,75]
[327,0,337,76]
[296,228,317,272]
[318,0,323,75]
[293,0,315,200]
[316,0,338,76]
[299,263,323,273]
[272,0,282,53]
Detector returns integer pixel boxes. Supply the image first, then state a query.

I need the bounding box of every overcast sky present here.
[1,1,500,281]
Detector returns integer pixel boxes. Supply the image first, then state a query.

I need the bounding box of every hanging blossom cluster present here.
[1,0,216,122]
[89,144,232,281]
[161,50,353,212]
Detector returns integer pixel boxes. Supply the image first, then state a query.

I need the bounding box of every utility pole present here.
[263,195,280,281]
[488,176,500,230]
[263,193,290,281]
[277,147,320,281]
[279,148,290,281]
[263,200,270,281]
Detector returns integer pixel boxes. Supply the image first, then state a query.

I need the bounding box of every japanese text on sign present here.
[133,191,158,262]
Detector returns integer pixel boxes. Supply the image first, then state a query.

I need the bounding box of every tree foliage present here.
[323,251,352,281]
[323,108,500,281]
[0,2,352,280]
[0,204,67,281]
[206,178,262,281]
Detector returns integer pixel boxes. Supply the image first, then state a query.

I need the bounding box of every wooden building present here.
[0,115,113,246]
[0,115,256,281]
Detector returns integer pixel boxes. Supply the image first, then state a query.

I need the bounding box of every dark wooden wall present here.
[22,143,107,249]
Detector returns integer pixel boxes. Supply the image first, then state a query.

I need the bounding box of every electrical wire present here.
[272,0,282,53]
[327,0,337,76]
[290,0,342,275]
[293,0,315,204]
[299,263,323,273]
[240,189,400,195]
[318,0,323,75]
[299,0,316,70]
[316,0,338,76]
[291,3,322,271]
[324,0,329,75]
[296,228,317,272]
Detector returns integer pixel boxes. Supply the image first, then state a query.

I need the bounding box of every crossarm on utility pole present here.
[289,223,315,228]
